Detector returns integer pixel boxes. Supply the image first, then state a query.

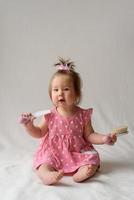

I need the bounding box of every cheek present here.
[68,92,76,101]
[51,93,57,101]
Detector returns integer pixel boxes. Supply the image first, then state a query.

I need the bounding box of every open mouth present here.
[58,99,65,103]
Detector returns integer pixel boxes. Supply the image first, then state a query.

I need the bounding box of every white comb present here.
[33,110,51,117]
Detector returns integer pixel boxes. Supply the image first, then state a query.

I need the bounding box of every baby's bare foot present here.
[39,170,64,185]
[73,165,98,182]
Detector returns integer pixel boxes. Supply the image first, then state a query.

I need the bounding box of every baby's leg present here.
[36,164,63,185]
[73,165,98,183]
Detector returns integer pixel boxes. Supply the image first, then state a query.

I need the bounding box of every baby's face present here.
[51,75,76,108]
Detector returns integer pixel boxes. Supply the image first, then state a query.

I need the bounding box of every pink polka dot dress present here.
[33,106,100,173]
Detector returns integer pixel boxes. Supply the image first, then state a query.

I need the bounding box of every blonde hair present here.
[49,57,82,105]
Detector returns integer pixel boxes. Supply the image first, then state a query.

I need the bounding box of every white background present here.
[0,0,134,199]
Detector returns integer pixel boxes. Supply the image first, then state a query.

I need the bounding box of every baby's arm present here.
[84,120,117,145]
[20,113,48,138]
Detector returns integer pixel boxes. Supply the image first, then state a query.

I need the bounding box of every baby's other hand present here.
[18,112,36,126]
[103,133,117,145]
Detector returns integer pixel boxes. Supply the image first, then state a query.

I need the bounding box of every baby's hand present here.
[103,133,117,145]
[18,112,36,126]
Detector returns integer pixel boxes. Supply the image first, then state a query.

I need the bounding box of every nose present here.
[58,89,63,96]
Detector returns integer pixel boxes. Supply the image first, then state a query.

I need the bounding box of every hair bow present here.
[58,64,69,71]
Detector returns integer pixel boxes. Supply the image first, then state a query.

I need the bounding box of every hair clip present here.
[58,64,69,71]
[54,57,75,71]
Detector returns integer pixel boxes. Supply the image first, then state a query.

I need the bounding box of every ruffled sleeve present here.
[44,110,53,126]
[82,108,93,125]
[43,108,55,128]
[44,113,51,125]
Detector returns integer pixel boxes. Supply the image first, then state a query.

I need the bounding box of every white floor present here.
[0,128,134,200]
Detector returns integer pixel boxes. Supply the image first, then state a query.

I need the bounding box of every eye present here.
[53,88,58,92]
[64,87,70,91]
